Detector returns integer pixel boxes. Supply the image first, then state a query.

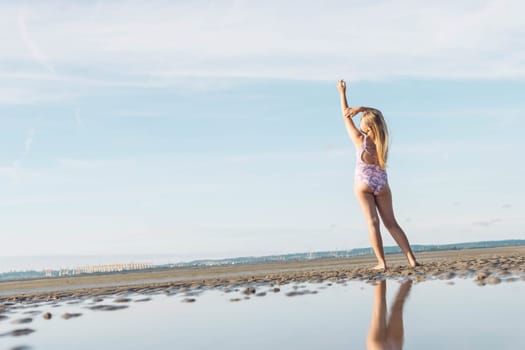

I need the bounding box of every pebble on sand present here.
[43,312,52,320]
[62,313,82,320]
[285,290,318,297]
[11,318,33,324]
[485,277,501,285]
[476,272,488,281]
[134,298,152,303]
[22,310,42,316]
[242,287,256,295]
[89,305,129,311]
[113,298,132,303]
[1,328,35,337]
[181,298,196,303]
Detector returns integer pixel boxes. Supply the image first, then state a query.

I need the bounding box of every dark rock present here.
[181,298,196,303]
[0,328,35,337]
[255,292,267,297]
[43,312,52,320]
[22,310,41,316]
[62,313,82,320]
[113,298,131,303]
[229,298,241,302]
[273,288,280,293]
[476,272,488,281]
[134,298,152,303]
[11,318,33,324]
[242,287,256,295]
[285,290,318,297]
[89,305,129,311]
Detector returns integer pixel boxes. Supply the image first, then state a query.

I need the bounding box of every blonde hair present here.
[361,109,389,169]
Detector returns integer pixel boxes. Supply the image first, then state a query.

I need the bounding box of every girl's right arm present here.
[337,80,363,146]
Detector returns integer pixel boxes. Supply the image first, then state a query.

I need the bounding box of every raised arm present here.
[337,80,363,145]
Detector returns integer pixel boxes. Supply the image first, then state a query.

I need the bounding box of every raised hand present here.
[336,79,346,93]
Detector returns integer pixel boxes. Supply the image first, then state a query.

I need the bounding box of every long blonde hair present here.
[361,109,389,169]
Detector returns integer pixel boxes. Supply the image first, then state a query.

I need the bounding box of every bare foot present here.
[409,260,421,268]
[371,264,387,272]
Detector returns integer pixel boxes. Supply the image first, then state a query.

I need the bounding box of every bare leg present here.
[355,183,387,270]
[366,280,387,350]
[375,184,419,267]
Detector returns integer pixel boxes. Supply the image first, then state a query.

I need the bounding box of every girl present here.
[337,79,419,270]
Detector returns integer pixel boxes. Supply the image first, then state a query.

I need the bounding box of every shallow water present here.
[1,279,524,350]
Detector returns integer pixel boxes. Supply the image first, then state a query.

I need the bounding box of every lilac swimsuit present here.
[355,135,388,195]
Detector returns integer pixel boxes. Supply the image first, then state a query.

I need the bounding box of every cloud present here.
[0,0,523,88]
[0,164,18,179]
[58,158,109,170]
[0,86,76,105]
[57,158,138,170]
[473,219,502,227]
[74,109,84,128]
[1,130,37,180]
[24,129,35,154]
[112,111,165,119]
[17,6,56,74]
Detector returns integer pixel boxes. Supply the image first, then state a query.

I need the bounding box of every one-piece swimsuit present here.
[355,135,388,195]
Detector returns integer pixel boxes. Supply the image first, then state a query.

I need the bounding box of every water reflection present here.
[367,280,412,350]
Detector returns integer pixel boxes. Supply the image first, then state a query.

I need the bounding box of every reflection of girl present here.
[337,80,419,271]
[367,280,412,350]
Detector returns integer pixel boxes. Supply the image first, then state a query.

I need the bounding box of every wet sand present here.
[1,246,523,303]
[2,246,523,350]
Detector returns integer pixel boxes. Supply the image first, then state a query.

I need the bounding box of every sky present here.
[0,0,524,261]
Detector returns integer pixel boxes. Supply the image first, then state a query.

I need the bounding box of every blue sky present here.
[1,1,524,259]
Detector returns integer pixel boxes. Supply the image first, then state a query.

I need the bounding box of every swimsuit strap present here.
[361,135,379,162]
[361,135,369,156]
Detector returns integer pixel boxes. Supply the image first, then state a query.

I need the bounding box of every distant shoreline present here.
[1,245,524,300]
[2,239,524,282]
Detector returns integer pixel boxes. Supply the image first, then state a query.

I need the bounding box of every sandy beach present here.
[1,246,524,303]
[1,246,524,349]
